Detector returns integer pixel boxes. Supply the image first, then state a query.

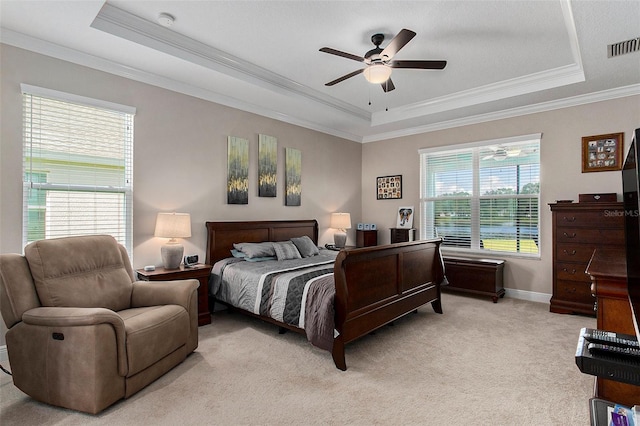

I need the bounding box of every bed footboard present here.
[332,238,444,370]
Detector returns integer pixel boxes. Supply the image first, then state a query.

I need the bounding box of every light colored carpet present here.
[0,293,595,425]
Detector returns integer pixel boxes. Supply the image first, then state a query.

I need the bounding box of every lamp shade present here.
[154,212,192,238]
[330,212,351,230]
[363,64,392,84]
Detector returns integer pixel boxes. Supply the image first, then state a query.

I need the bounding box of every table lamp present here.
[330,212,351,248]
[154,212,191,269]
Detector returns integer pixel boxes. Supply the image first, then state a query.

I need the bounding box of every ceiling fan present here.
[482,146,538,161]
[319,28,447,92]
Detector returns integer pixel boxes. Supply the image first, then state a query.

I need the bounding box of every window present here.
[420,134,541,257]
[22,85,135,253]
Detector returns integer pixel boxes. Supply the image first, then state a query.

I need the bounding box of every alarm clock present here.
[184,254,198,267]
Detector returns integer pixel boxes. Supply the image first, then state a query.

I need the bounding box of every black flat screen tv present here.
[622,127,640,342]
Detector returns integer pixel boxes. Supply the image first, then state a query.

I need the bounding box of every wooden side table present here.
[356,230,377,247]
[136,264,212,326]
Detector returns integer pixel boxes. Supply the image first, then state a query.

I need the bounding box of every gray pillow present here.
[233,242,276,259]
[291,236,320,257]
[272,241,302,261]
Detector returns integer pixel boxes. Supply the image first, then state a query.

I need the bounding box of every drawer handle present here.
[562,216,576,222]
[562,249,577,256]
[562,232,577,238]
[562,268,577,274]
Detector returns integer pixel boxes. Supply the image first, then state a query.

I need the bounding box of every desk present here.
[586,248,640,406]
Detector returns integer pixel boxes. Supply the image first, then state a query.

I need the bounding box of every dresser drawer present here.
[556,262,590,281]
[556,244,597,262]
[556,210,624,228]
[556,228,624,244]
[556,280,595,305]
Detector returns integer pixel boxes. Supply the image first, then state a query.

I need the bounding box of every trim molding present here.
[90,3,370,122]
[2,0,637,145]
[363,84,640,143]
[504,288,552,304]
[371,64,585,126]
[0,28,364,143]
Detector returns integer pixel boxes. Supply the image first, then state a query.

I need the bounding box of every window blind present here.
[22,86,135,253]
[420,135,540,256]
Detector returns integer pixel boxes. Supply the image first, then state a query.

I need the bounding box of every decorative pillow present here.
[233,242,276,259]
[272,241,302,261]
[291,236,320,257]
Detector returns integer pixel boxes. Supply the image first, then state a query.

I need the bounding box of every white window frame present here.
[21,84,135,254]
[419,133,541,259]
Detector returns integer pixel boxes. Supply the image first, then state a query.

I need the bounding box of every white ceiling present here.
[1,0,639,142]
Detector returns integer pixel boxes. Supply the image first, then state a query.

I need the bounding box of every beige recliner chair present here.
[0,235,199,414]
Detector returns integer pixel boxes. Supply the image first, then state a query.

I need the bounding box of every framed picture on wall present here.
[581,132,623,173]
[377,175,402,200]
[396,206,414,228]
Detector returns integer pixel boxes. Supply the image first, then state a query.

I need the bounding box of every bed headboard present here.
[205,220,319,264]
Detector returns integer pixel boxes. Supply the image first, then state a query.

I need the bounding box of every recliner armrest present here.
[22,307,128,376]
[131,280,199,312]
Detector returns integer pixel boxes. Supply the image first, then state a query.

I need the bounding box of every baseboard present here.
[505,288,552,304]
[0,345,7,362]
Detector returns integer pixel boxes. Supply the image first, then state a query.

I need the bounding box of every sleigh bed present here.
[205,219,445,370]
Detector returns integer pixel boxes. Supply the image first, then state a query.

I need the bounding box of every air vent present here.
[608,37,640,58]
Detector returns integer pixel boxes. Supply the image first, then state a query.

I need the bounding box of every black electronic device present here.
[587,343,640,360]
[324,244,339,251]
[183,254,198,267]
[622,127,640,344]
[582,328,640,349]
[576,328,640,386]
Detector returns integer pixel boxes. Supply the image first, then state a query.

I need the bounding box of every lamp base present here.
[334,231,347,248]
[161,243,184,269]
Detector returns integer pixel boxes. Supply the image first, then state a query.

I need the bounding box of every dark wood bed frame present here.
[205,219,445,370]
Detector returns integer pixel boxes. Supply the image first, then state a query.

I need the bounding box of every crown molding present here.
[371,0,585,127]
[371,63,585,126]
[0,28,363,142]
[362,84,640,143]
[90,3,370,122]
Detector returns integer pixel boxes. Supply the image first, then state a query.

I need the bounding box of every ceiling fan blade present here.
[325,69,365,86]
[319,47,364,63]
[380,29,416,60]
[381,78,395,92]
[389,60,447,69]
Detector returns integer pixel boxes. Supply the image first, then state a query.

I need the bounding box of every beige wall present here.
[2,43,640,349]
[361,96,640,296]
[0,45,362,345]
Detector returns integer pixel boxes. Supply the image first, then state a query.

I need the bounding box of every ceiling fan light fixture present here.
[363,64,392,84]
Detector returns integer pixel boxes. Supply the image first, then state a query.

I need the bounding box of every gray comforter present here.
[210,250,338,351]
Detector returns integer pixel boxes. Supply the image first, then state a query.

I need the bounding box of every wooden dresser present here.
[585,248,640,407]
[549,201,624,316]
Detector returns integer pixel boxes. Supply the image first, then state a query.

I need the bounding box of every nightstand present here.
[136,264,212,326]
[356,230,377,247]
